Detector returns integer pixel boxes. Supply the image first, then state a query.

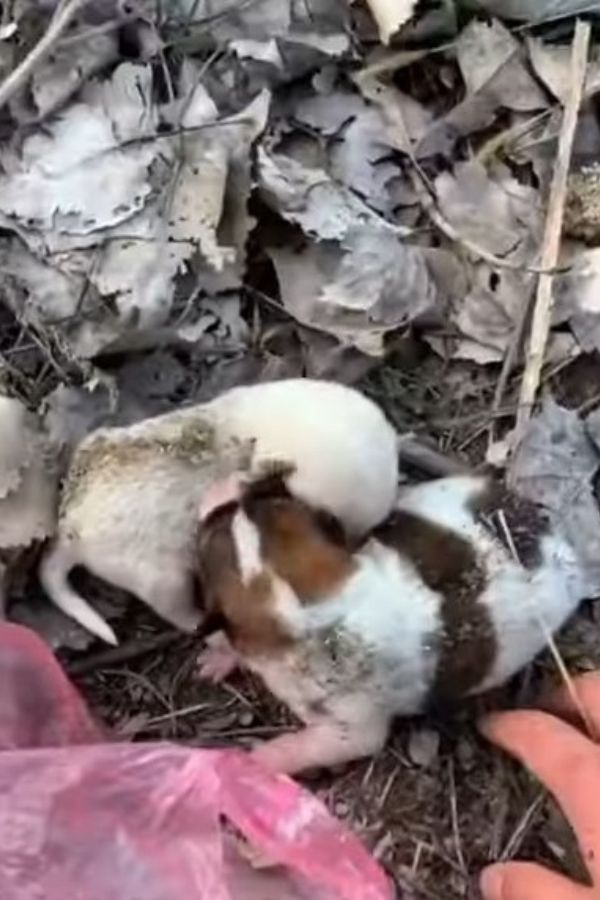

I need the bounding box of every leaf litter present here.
[2,0,600,897]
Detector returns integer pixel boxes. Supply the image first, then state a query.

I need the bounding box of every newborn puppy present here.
[196,474,584,775]
[40,378,398,645]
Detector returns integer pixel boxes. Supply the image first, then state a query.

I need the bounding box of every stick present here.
[0,0,90,111]
[513,19,591,448]
[67,631,181,676]
[397,434,471,478]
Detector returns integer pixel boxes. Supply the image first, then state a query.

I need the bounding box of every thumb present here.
[480,862,594,900]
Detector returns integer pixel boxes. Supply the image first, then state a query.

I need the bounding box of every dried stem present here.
[513,20,591,448]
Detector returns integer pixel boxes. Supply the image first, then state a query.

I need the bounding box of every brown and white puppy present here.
[196,473,584,775]
[39,378,399,645]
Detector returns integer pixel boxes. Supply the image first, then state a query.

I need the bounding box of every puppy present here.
[40,378,399,644]
[196,473,583,775]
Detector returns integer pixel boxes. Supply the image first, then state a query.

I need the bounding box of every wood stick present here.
[0,0,90,111]
[67,630,181,676]
[512,19,591,450]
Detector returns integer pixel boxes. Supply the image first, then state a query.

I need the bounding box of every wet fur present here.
[196,474,584,774]
[40,379,399,644]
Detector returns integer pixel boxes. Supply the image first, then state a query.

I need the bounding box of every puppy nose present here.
[199,474,243,522]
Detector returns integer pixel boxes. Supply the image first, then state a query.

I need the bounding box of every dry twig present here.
[67,631,181,676]
[513,20,591,448]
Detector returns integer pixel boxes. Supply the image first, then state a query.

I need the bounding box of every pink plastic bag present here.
[0,623,394,900]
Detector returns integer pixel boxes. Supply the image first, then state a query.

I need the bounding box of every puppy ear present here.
[198,473,243,522]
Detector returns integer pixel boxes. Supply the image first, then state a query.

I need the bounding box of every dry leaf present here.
[435,160,542,257]
[0,62,269,358]
[527,38,600,106]
[511,397,600,596]
[291,90,400,213]
[0,396,58,550]
[417,19,547,157]
[555,248,600,354]
[270,225,439,354]
[364,0,418,44]
[31,29,119,117]
[474,0,600,22]
[257,146,392,241]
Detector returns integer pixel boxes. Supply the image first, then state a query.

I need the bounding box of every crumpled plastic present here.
[0,622,394,900]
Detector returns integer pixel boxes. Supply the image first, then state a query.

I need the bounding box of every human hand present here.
[480,673,600,900]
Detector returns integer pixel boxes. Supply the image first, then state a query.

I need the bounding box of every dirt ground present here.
[58,348,600,900]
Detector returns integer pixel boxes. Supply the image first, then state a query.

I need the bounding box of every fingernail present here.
[480,864,504,900]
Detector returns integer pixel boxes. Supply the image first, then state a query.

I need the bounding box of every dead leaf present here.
[0,395,58,550]
[353,73,434,156]
[270,225,440,354]
[474,0,600,22]
[257,146,396,241]
[0,396,38,498]
[527,38,600,107]
[363,0,418,43]
[291,90,401,214]
[0,61,269,358]
[31,29,119,117]
[417,18,548,158]
[435,160,542,257]
[555,248,600,354]
[510,397,600,596]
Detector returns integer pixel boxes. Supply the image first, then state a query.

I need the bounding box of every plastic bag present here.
[0,623,394,900]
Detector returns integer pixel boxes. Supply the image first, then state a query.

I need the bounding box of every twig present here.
[500,792,545,861]
[0,0,90,111]
[67,631,181,676]
[513,20,591,448]
[397,434,471,478]
[487,295,534,450]
[447,758,467,875]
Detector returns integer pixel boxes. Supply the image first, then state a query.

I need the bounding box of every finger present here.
[540,673,600,740]
[481,862,593,900]
[481,710,600,885]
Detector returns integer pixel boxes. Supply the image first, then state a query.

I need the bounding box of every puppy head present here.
[196,472,355,654]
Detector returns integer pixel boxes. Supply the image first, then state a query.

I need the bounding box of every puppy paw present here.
[197,632,239,682]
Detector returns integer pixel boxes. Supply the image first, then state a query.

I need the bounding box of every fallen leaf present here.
[510,397,600,596]
[417,19,548,157]
[527,38,600,107]
[0,396,38,498]
[291,90,400,213]
[0,395,58,550]
[364,0,418,44]
[353,73,434,156]
[474,0,600,22]
[270,225,440,354]
[257,146,394,241]
[435,160,542,257]
[31,29,119,117]
[555,248,600,353]
[0,62,269,358]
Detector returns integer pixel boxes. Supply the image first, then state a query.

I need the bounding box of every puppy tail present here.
[39,540,118,646]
